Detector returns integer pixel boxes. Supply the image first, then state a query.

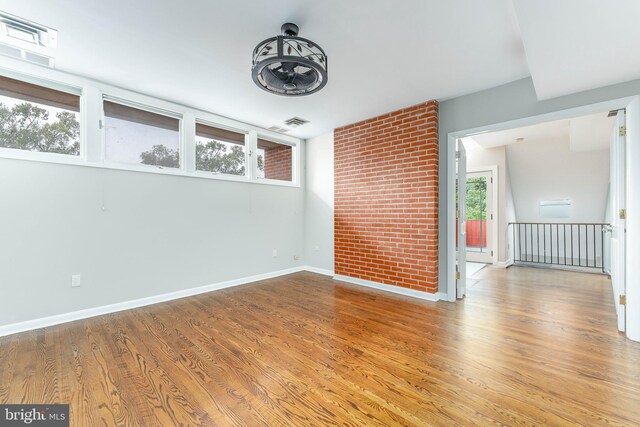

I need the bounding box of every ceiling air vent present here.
[0,12,57,67]
[267,125,290,133]
[284,116,309,127]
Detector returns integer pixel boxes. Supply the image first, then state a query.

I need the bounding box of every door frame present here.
[456,138,467,298]
[445,96,639,340]
[465,165,498,265]
[610,110,626,332]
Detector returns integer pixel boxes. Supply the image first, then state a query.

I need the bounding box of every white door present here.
[456,139,467,299]
[465,170,494,263]
[610,110,626,332]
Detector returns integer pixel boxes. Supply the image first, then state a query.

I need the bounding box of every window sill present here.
[0,148,300,188]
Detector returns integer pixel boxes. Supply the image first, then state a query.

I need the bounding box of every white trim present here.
[447,96,636,302]
[446,134,458,302]
[333,274,443,302]
[0,266,449,337]
[495,259,514,268]
[103,94,183,119]
[303,266,334,276]
[465,165,499,265]
[0,154,300,188]
[0,56,302,188]
[0,266,306,338]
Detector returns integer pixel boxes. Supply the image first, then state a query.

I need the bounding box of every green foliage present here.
[257,154,264,172]
[140,144,180,168]
[466,177,486,220]
[0,101,80,155]
[139,140,246,174]
[195,140,245,175]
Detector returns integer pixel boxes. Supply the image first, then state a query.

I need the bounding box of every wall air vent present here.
[284,116,309,127]
[0,12,57,67]
[267,125,290,133]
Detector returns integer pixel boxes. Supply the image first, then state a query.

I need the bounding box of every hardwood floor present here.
[1,267,639,426]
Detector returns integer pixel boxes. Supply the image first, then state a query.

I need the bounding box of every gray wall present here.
[439,76,640,293]
[304,132,334,272]
[0,157,304,326]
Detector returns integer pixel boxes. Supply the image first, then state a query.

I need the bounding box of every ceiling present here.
[0,1,637,139]
[512,0,640,100]
[463,111,615,151]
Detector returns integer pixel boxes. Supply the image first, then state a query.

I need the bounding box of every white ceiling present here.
[569,113,616,152]
[464,111,614,152]
[0,1,638,138]
[512,0,640,100]
[466,120,569,150]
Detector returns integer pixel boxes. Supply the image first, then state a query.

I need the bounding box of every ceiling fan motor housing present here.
[252,23,328,96]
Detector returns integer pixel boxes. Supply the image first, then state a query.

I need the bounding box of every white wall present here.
[440,77,640,341]
[0,149,304,328]
[504,161,517,261]
[304,132,334,272]
[439,76,640,294]
[506,138,609,222]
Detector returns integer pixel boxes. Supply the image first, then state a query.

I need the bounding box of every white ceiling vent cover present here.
[267,125,290,133]
[0,12,57,67]
[283,117,309,127]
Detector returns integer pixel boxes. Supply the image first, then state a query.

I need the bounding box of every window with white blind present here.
[103,100,181,168]
[195,123,247,176]
[0,67,300,187]
[257,137,293,182]
[0,75,80,156]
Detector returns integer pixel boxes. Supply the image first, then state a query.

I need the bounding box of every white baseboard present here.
[302,266,334,276]
[0,266,446,337]
[333,274,444,302]
[495,259,514,268]
[0,266,306,338]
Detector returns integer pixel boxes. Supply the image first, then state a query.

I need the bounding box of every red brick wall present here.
[334,101,439,293]
[264,145,292,181]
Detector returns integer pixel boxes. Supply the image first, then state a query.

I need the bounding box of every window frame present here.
[101,95,184,172]
[255,135,297,184]
[0,59,301,187]
[193,119,250,182]
[0,69,85,163]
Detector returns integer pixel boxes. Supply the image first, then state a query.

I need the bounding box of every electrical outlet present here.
[71,274,81,288]
[272,249,278,258]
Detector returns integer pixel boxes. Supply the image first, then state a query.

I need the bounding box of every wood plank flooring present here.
[1,267,640,426]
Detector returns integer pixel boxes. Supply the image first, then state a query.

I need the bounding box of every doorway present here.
[448,101,632,339]
[465,169,494,263]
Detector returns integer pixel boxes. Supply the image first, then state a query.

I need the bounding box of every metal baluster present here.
[593,224,596,268]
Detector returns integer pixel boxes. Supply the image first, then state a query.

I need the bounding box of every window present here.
[257,138,293,182]
[195,123,246,176]
[103,100,180,168]
[0,68,300,186]
[0,75,80,155]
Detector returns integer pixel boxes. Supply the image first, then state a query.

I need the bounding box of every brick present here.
[334,101,439,293]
